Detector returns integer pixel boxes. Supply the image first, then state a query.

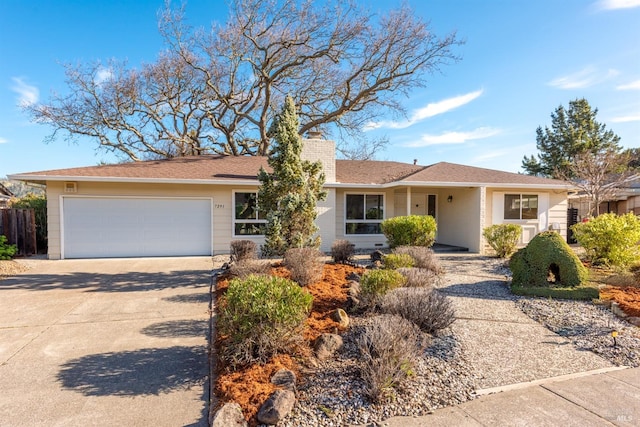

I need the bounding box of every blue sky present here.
[1,0,639,177]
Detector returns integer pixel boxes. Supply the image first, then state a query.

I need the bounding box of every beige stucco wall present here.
[436,187,483,252]
[46,180,337,259]
[485,188,568,249]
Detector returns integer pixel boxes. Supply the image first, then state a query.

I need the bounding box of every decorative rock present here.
[331,308,350,329]
[212,402,247,427]
[271,368,297,392]
[347,280,361,297]
[346,272,361,282]
[257,389,296,425]
[611,302,628,318]
[314,333,343,360]
[370,250,384,263]
[627,316,640,327]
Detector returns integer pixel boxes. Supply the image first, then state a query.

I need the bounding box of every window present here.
[504,194,538,220]
[346,194,384,234]
[234,192,266,235]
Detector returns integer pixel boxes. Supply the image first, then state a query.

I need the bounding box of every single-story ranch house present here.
[10,138,572,259]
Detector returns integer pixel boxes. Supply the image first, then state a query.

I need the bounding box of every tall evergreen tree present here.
[522,98,621,178]
[258,96,327,256]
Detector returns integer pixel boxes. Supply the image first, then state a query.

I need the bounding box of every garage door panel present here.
[63,198,212,258]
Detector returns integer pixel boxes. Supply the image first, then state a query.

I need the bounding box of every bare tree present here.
[27,0,462,161]
[560,148,638,216]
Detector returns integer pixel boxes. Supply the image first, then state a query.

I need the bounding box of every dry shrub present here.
[228,260,272,278]
[230,240,257,263]
[284,247,325,286]
[381,287,455,334]
[331,239,355,264]
[396,267,440,288]
[356,314,425,403]
[393,246,443,274]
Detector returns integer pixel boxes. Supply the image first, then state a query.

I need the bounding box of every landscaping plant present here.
[571,212,640,268]
[359,269,406,309]
[9,193,47,252]
[218,274,313,367]
[381,287,455,334]
[392,245,443,273]
[510,231,588,288]
[0,235,17,260]
[284,247,325,286]
[483,224,522,258]
[331,239,354,264]
[229,240,257,263]
[258,96,326,256]
[356,314,426,403]
[382,253,415,269]
[380,215,437,248]
[396,267,440,288]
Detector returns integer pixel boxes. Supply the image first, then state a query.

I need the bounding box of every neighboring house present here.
[569,177,640,219]
[0,183,14,208]
[9,138,571,259]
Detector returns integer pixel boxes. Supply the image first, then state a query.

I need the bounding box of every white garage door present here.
[63,197,212,259]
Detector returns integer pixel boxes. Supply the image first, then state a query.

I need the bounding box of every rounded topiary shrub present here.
[509,231,587,288]
[380,215,437,248]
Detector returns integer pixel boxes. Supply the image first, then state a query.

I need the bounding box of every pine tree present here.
[522,98,621,178]
[258,96,327,256]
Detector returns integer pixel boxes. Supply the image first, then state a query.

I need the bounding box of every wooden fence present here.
[0,208,37,256]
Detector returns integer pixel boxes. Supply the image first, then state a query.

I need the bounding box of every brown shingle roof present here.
[11,156,568,188]
[399,162,566,186]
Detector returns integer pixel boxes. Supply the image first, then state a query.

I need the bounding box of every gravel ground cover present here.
[209,253,640,427]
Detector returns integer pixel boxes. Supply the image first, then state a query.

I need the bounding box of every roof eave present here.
[7,174,263,187]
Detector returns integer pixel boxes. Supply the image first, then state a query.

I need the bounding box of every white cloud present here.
[94,67,113,85]
[548,66,619,89]
[594,0,640,10]
[0,137,8,144]
[364,89,483,130]
[617,79,640,90]
[404,127,501,147]
[11,77,39,107]
[611,115,640,123]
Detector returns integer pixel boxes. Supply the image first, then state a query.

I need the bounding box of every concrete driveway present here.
[0,257,212,427]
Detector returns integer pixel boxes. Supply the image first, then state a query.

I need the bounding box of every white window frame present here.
[504,193,539,220]
[344,192,385,235]
[233,190,266,237]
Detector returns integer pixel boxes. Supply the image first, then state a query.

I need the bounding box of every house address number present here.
[215,204,225,209]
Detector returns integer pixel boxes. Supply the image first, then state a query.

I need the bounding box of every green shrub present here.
[509,231,588,288]
[483,224,522,258]
[383,253,415,269]
[9,194,47,252]
[218,274,313,367]
[392,246,443,273]
[356,314,425,403]
[284,247,325,286]
[571,213,640,268]
[331,239,355,264]
[360,269,406,297]
[380,215,437,248]
[0,235,17,260]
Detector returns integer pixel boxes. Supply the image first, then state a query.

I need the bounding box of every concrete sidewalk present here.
[380,366,639,426]
[0,257,212,427]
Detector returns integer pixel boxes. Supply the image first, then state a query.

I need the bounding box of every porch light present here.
[447,195,453,203]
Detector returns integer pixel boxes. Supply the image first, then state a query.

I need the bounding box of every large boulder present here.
[211,402,247,427]
[510,231,587,288]
[257,389,296,425]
